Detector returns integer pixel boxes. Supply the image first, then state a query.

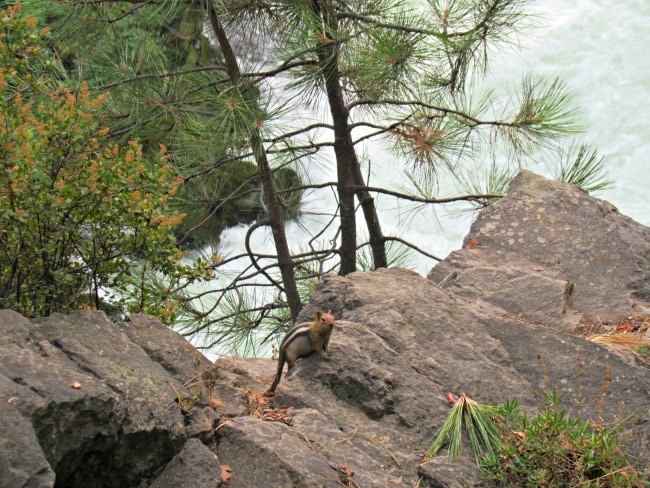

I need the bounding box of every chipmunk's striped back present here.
[266,310,335,394]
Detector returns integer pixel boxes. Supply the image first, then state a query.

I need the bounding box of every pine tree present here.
[24,0,610,352]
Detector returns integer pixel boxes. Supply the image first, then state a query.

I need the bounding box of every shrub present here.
[426,391,646,487]
[0,2,204,318]
[480,393,647,487]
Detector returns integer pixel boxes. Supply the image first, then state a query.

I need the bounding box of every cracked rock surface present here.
[2,171,649,487]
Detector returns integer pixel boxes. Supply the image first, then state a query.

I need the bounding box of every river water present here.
[491,0,650,227]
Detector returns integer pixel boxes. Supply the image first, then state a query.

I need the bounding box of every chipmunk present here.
[266,310,335,395]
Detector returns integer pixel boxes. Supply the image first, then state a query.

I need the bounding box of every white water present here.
[489,0,650,227]
[218,1,649,278]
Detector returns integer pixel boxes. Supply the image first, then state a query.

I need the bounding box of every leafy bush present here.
[0,2,204,318]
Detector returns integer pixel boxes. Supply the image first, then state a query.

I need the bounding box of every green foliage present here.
[173,160,260,249]
[179,285,293,357]
[426,391,647,486]
[551,142,613,193]
[426,393,502,462]
[173,386,204,414]
[480,393,647,487]
[456,161,517,207]
[0,3,205,318]
[30,0,306,252]
[356,238,418,272]
[508,75,583,151]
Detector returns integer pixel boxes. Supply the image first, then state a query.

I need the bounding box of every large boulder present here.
[215,267,649,486]
[0,310,227,488]
[213,172,650,486]
[428,170,650,331]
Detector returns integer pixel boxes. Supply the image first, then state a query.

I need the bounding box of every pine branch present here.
[336,11,445,40]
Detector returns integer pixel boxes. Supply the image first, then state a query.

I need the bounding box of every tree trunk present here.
[207,2,302,321]
[314,0,387,273]
[320,52,358,275]
[352,165,388,269]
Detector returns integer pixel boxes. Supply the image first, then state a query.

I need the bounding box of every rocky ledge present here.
[1,171,649,487]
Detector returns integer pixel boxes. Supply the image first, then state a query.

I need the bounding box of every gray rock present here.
[0,373,55,488]
[418,456,493,488]
[216,416,340,487]
[149,438,221,488]
[429,170,650,330]
[0,311,234,488]
[119,314,218,397]
[217,263,649,485]
[1,308,31,344]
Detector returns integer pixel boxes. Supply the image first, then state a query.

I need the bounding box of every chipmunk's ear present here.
[316,310,323,321]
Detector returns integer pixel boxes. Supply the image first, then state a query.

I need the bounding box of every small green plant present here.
[426,393,502,462]
[426,391,647,486]
[480,392,647,487]
[169,383,205,415]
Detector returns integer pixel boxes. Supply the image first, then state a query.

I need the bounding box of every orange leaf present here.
[208,397,224,409]
[220,464,233,483]
[337,463,355,477]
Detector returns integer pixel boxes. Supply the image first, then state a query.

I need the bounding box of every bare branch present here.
[356,185,502,204]
[382,236,442,262]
